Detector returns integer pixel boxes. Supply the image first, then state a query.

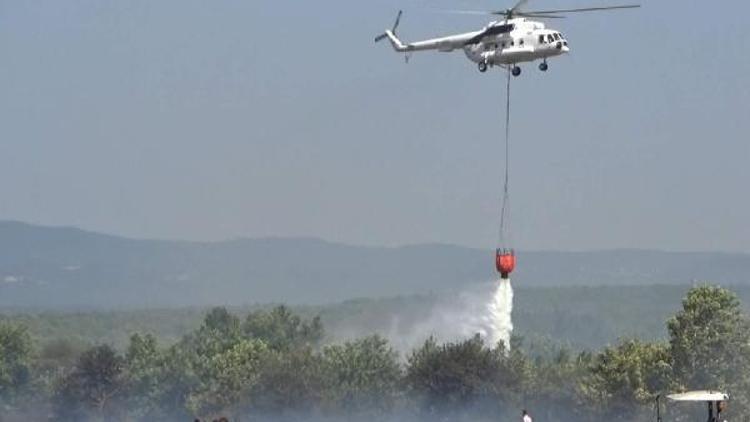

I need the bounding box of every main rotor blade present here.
[374,33,388,43]
[437,10,498,15]
[446,9,519,16]
[510,0,531,13]
[522,5,640,14]
[516,12,566,18]
[438,4,638,18]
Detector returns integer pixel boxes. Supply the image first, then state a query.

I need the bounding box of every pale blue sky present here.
[1,1,748,252]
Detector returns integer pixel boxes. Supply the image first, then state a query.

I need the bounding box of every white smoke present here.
[484,278,514,351]
[370,280,514,355]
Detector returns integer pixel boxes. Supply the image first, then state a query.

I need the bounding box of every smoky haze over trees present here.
[1,286,750,421]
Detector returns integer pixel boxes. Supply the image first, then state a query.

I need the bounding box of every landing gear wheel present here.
[539,62,548,72]
[511,66,521,77]
[478,61,488,73]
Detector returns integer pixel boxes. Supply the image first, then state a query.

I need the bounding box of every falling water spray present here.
[486,278,514,351]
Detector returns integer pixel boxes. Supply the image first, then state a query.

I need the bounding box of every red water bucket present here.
[496,249,516,279]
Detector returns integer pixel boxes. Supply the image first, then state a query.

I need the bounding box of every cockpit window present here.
[547,34,554,43]
[553,33,560,41]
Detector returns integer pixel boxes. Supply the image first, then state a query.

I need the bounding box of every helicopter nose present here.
[556,41,570,53]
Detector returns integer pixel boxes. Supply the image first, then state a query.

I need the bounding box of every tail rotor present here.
[375,10,403,43]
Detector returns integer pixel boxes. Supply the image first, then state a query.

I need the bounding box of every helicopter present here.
[375,0,640,75]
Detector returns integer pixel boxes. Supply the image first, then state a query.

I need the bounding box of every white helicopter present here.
[375,0,639,75]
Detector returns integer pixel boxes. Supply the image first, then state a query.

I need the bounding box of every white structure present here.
[666,390,730,422]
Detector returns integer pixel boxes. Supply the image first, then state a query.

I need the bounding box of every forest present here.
[1,285,750,421]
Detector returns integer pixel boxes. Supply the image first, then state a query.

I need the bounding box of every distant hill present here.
[0,221,748,308]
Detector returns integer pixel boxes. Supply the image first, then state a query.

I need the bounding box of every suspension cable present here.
[499,68,511,247]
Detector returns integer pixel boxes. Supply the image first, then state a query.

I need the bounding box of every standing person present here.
[522,409,532,422]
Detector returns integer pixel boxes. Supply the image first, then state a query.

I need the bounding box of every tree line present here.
[1,285,749,421]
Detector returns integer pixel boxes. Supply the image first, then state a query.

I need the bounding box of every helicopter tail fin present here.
[383,30,409,52]
[375,10,409,52]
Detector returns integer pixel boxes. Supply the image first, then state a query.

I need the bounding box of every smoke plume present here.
[368,280,514,354]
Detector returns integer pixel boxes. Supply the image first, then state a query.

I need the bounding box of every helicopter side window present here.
[547,34,554,43]
[553,33,560,41]
[519,39,524,45]
[538,35,545,44]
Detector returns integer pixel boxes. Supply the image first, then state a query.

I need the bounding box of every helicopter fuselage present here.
[378,17,570,74]
[463,19,570,66]
[376,3,638,74]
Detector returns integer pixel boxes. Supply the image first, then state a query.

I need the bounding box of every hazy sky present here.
[1,1,748,252]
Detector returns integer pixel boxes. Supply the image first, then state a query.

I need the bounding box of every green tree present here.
[668,285,750,388]
[156,307,253,419]
[0,322,33,405]
[251,346,328,415]
[405,335,506,415]
[203,307,241,336]
[123,333,165,419]
[527,348,589,422]
[322,335,401,415]
[193,307,243,356]
[54,344,125,421]
[141,308,270,419]
[578,339,671,421]
[185,338,267,419]
[243,305,324,351]
[493,337,533,404]
[667,285,750,417]
[150,345,200,419]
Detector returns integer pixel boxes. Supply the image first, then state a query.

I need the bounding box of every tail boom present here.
[384,30,410,52]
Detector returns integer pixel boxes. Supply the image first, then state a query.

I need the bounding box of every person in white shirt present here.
[522,409,532,422]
